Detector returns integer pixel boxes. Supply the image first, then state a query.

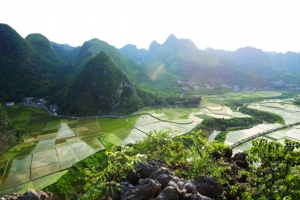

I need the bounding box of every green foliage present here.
[80,146,143,200]
[0,104,27,156]
[0,24,67,102]
[239,106,285,124]
[43,128,300,200]
[51,42,80,62]
[133,129,189,165]
[193,117,262,138]
[184,131,230,181]
[245,138,300,199]
[293,98,300,106]
[44,151,108,199]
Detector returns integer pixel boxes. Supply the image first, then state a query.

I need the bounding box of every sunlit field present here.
[2,91,299,194]
[0,105,201,194]
[225,98,300,152]
[201,91,282,105]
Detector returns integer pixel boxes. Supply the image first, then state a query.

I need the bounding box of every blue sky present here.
[1,0,300,52]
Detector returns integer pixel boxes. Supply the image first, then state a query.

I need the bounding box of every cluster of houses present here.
[23,97,45,104]
[176,79,214,90]
[242,86,271,91]
[5,97,59,116]
[5,102,14,106]
[5,97,46,107]
[222,84,240,91]
[49,104,58,116]
[271,80,300,91]
[176,78,300,92]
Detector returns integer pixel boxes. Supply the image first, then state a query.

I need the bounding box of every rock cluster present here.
[119,160,223,200]
[0,189,52,200]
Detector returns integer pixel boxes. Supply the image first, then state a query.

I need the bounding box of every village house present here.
[5,102,14,106]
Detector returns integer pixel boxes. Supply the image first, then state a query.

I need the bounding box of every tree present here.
[80,146,143,200]
[133,129,189,165]
[244,138,300,199]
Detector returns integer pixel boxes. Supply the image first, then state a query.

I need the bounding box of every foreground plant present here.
[80,146,144,200]
[244,138,300,199]
[133,129,189,165]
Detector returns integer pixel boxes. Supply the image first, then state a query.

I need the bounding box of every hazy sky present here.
[1,0,300,52]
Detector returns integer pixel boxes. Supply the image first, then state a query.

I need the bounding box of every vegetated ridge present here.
[0,23,66,102]
[0,104,25,156]
[65,51,144,116]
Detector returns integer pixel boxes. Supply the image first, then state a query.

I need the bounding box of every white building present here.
[6,102,14,106]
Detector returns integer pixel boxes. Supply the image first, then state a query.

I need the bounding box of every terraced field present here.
[199,103,249,119]
[2,92,295,194]
[225,98,300,152]
[0,106,202,194]
[201,91,282,105]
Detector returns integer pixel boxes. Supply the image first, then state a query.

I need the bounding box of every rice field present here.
[200,103,249,119]
[140,107,199,123]
[201,91,282,105]
[1,105,202,194]
[2,93,297,194]
[248,100,300,124]
[226,98,300,153]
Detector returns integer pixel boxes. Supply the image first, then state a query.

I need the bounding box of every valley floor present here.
[1,91,300,195]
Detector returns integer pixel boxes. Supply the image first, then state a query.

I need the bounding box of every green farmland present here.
[0,105,202,195]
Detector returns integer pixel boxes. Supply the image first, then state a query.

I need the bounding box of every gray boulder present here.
[194,175,223,199]
[150,167,180,189]
[137,161,158,179]
[223,148,232,158]
[156,186,179,200]
[184,192,214,200]
[211,151,222,160]
[121,178,161,200]
[232,152,246,161]
[184,180,196,193]
[0,189,52,200]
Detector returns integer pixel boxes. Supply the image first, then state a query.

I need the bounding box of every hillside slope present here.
[0,24,66,101]
[65,51,144,116]
[0,104,17,156]
[206,47,276,77]
[51,42,81,62]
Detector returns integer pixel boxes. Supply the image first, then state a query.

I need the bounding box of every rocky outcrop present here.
[194,176,223,200]
[232,152,249,169]
[232,152,246,162]
[121,179,161,200]
[119,162,219,200]
[0,189,52,200]
[120,151,249,200]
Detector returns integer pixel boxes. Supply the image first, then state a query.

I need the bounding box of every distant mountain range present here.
[205,47,300,84]
[1,23,300,115]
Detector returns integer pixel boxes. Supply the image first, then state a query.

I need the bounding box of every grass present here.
[141,107,198,121]
[195,114,213,119]
[97,116,139,133]
[98,134,125,147]
[201,91,282,105]
[33,170,68,191]
[263,135,277,141]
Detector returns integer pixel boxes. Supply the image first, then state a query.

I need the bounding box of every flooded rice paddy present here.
[225,99,300,153]
[0,107,206,195]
